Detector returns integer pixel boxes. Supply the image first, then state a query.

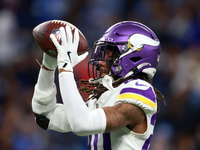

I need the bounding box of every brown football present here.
[32,20,89,58]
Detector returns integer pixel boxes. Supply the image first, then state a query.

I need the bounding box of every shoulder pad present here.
[117,79,157,112]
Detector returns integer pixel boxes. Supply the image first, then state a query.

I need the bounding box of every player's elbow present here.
[72,130,88,136]
[69,112,106,136]
[70,122,90,136]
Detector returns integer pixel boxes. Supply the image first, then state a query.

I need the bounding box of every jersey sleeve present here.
[115,79,157,114]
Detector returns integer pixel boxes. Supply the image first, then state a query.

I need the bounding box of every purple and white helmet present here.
[88,21,161,81]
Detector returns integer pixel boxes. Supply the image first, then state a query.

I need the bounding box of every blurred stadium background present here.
[0,0,200,149]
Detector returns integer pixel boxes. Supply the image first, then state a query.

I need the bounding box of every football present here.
[32,20,89,58]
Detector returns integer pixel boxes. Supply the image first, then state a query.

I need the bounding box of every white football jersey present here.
[87,79,157,150]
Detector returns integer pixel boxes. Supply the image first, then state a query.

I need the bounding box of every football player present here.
[32,21,166,150]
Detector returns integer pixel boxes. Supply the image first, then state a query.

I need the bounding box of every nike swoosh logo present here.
[63,63,68,68]
[135,81,147,87]
[67,51,72,61]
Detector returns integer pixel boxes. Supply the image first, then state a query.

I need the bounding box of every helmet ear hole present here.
[130,57,142,62]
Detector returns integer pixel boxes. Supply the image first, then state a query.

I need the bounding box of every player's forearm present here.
[37,65,55,91]
[32,93,72,132]
[32,67,72,132]
[47,103,72,132]
[59,72,106,136]
[32,67,56,113]
[32,67,56,128]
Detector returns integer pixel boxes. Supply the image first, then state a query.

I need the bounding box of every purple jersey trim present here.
[103,133,111,150]
[120,87,156,103]
[88,134,98,150]
[151,113,157,125]
[142,134,152,150]
[88,133,111,150]
[94,134,98,150]
[88,135,92,150]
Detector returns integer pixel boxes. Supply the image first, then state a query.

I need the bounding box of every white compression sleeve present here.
[59,72,107,136]
[32,68,56,115]
[32,68,71,132]
[48,103,71,132]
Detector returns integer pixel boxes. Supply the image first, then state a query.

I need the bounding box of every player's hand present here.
[50,26,88,72]
[42,53,57,70]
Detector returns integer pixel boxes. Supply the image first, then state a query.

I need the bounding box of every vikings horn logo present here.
[128,34,160,51]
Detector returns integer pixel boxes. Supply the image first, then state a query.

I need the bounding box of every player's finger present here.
[59,27,67,45]
[50,34,60,49]
[65,26,72,44]
[73,28,79,47]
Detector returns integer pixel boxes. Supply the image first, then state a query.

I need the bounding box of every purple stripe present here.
[151,113,157,125]
[94,134,98,150]
[88,135,92,150]
[103,133,111,150]
[120,87,156,102]
[124,79,132,84]
[142,134,152,150]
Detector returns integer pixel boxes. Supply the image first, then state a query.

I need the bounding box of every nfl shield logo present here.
[51,28,61,43]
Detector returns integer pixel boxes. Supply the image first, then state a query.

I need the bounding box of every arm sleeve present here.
[59,72,107,136]
[31,68,71,132]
